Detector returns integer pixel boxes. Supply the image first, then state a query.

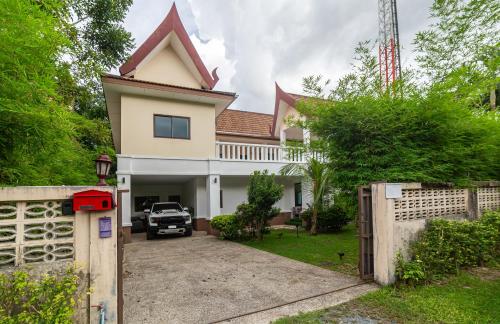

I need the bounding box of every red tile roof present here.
[216,109,276,138]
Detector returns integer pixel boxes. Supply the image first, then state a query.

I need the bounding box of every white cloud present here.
[123,0,435,113]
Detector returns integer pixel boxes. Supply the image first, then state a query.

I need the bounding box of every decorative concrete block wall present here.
[372,182,499,285]
[0,186,118,324]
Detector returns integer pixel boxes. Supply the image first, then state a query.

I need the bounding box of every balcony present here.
[216,141,309,163]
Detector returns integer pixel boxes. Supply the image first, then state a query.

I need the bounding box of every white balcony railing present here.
[216,141,310,163]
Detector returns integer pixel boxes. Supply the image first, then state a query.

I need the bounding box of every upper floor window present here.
[154,115,190,139]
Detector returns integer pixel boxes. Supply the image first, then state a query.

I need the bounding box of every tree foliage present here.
[53,0,134,120]
[414,0,499,110]
[299,91,499,192]
[294,0,499,203]
[0,0,115,185]
[236,170,284,240]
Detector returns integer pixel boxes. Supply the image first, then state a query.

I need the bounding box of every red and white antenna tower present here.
[378,0,402,93]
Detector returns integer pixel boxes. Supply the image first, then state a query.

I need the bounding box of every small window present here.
[154,115,190,139]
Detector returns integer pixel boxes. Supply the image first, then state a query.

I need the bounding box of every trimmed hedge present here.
[397,211,500,284]
[210,214,244,240]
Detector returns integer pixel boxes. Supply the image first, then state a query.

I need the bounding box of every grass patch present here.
[241,223,358,276]
[274,270,500,323]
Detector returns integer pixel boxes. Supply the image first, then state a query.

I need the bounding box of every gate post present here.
[370,183,395,285]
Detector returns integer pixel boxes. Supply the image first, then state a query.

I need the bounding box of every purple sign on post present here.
[99,217,112,238]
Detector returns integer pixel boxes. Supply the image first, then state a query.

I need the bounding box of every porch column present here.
[117,174,132,243]
[303,128,310,146]
[280,128,287,146]
[303,128,311,161]
[206,174,221,219]
[280,128,287,161]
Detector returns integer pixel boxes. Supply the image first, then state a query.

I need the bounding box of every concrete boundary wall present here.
[372,182,500,285]
[0,186,118,323]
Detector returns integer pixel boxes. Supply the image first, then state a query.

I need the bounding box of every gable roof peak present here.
[119,3,219,89]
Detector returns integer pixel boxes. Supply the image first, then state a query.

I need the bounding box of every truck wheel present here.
[146,228,156,240]
[184,228,193,237]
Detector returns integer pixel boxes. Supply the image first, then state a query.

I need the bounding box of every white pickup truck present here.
[144,202,192,240]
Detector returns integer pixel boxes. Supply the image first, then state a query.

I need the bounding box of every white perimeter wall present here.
[220,176,297,215]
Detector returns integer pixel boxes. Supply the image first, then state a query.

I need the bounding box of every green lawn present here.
[241,223,359,276]
[274,269,500,324]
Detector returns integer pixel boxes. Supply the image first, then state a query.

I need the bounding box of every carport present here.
[129,175,207,231]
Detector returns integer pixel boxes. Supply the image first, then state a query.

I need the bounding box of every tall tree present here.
[39,0,134,120]
[281,158,333,235]
[414,0,499,110]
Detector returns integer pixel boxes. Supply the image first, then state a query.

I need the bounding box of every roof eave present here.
[271,83,298,136]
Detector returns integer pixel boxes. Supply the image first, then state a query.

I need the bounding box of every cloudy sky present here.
[122,0,434,114]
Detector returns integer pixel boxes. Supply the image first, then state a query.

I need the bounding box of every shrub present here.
[395,252,426,286]
[410,212,500,280]
[210,214,244,240]
[480,210,500,257]
[301,204,351,233]
[0,267,80,323]
[236,170,284,240]
[285,217,303,227]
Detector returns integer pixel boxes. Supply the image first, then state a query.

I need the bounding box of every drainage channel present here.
[209,281,374,324]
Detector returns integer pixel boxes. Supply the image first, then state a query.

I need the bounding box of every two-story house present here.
[103,4,312,241]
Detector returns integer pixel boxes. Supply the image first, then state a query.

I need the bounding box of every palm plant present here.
[280,158,333,235]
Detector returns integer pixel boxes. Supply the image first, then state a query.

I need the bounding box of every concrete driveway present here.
[123,233,377,324]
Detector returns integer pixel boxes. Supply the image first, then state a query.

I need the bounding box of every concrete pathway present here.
[123,232,377,324]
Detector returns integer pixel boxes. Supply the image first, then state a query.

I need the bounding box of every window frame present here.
[153,114,191,140]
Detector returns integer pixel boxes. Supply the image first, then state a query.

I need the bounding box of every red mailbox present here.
[73,190,114,212]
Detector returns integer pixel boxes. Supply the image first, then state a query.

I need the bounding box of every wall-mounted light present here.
[214,177,218,184]
[122,177,125,184]
[95,154,112,186]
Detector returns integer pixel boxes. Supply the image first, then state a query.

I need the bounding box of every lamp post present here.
[95,154,112,186]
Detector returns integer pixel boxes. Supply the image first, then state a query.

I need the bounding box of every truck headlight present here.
[184,215,191,224]
[150,217,158,224]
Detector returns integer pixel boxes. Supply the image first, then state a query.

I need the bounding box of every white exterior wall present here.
[195,177,208,218]
[220,176,298,215]
[182,178,197,215]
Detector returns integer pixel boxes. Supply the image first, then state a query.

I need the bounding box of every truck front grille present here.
[159,216,185,225]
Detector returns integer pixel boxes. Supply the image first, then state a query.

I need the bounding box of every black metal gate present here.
[358,186,374,280]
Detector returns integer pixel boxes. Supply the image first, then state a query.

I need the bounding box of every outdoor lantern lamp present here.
[95,154,112,186]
